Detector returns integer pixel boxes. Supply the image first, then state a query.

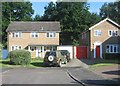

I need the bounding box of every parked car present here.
[58,50,70,62]
[44,50,69,67]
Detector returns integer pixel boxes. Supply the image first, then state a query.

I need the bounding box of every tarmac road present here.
[2,67,79,84]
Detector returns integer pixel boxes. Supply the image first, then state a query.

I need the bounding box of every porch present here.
[27,44,57,58]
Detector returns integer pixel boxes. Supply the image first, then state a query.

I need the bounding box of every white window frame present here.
[82,34,84,39]
[82,33,86,39]
[11,45,22,51]
[106,44,120,53]
[94,30,102,36]
[12,32,22,38]
[46,32,56,38]
[30,32,39,38]
[108,30,118,36]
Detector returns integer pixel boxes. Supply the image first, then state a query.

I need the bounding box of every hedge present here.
[8,50,31,65]
[104,53,120,60]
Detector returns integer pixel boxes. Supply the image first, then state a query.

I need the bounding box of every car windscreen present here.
[45,52,56,57]
[61,51,68,55]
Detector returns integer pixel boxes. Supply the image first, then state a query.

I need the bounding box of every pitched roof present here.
[89,18,120,30]
[6,21,61,32]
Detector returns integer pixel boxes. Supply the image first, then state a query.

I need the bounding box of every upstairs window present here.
[31,32,39,38]
[108,30,118,36]
[12,32,22,38]
[46,32,56,38]
[94,30,102,36]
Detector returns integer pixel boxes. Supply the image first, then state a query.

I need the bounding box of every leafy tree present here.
[100,1,120,24]
[41,2,58,21]
[41,2,101,45]
[34,14,41,21]
[2,1,34,48]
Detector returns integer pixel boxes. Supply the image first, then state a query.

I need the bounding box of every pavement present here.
[63,58,120,86]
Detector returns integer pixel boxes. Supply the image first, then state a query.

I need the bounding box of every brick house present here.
[6,21,61,58]
[80,18,120,59]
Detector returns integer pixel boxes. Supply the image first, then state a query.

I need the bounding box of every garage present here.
[57,46,74,59]
[76,46,88,59]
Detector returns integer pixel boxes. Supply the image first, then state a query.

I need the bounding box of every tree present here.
[41,2,101,45]
[34,14,41,21]
[2,1,34,48]
[41,2,58,21]
[100,1,120,24]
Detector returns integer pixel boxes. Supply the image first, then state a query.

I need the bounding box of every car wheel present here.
[64,58,67,64]
[48,55,54,62]
[58,60,62,67]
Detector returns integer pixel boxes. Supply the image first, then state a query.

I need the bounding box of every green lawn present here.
[0,58,44,68]
[89,59,119,69]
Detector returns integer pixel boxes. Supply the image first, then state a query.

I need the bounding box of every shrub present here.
[104,53,120,60]
[8,50,31,65]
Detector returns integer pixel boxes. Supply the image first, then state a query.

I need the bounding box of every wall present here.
[8,32,59,52]
[90,21,120,58]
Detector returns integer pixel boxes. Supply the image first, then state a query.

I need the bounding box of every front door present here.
[96,46,100,58]
[36,46,42,57]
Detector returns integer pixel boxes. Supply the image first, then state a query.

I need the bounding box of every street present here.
[1,59,119,86]
[1,67,119,86]
[2,67,79,84]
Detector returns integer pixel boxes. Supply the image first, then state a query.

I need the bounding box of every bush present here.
[8,50,31,65]
[104,53,120,60]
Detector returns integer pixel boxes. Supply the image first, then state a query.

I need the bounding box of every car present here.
[44,51,68,67]
[58,50,70,62]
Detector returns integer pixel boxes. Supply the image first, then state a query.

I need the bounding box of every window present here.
[46,32,56,38]
[82,33,86,39]
[11,45,22,51]
[94,30,102,36]
[82,34,84,39]
[12,32,22,38]
[108,30,118,36]
[31,32,39,38]
[30,46,36,51]
[106,44,120,53]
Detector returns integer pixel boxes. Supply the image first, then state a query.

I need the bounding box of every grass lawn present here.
[0,58,44,68]
[89,59,119,69]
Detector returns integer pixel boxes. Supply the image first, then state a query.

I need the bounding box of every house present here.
[80,18,120,59]
[6,21,61,58]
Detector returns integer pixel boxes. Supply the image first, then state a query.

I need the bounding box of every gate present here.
[76,46,87,59]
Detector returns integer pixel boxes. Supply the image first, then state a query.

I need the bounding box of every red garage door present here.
[76,46,87,59]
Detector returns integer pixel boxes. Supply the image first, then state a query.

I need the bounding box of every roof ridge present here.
[89,18,120,30]
[11,21,60,23]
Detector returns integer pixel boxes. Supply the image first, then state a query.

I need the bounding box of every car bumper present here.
[44,62,58,67]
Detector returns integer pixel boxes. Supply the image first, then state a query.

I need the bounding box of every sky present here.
[30,0,116,18]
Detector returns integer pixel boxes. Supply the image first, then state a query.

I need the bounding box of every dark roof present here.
[6,21,61,32]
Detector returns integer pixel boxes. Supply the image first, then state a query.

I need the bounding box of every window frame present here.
[106,44,120,53]
[12,32,22,38]
[94,30,102,36]
[108,30,118,37]
[30,32,39,38]
[46,32,56,38]
[11,45,22,51]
